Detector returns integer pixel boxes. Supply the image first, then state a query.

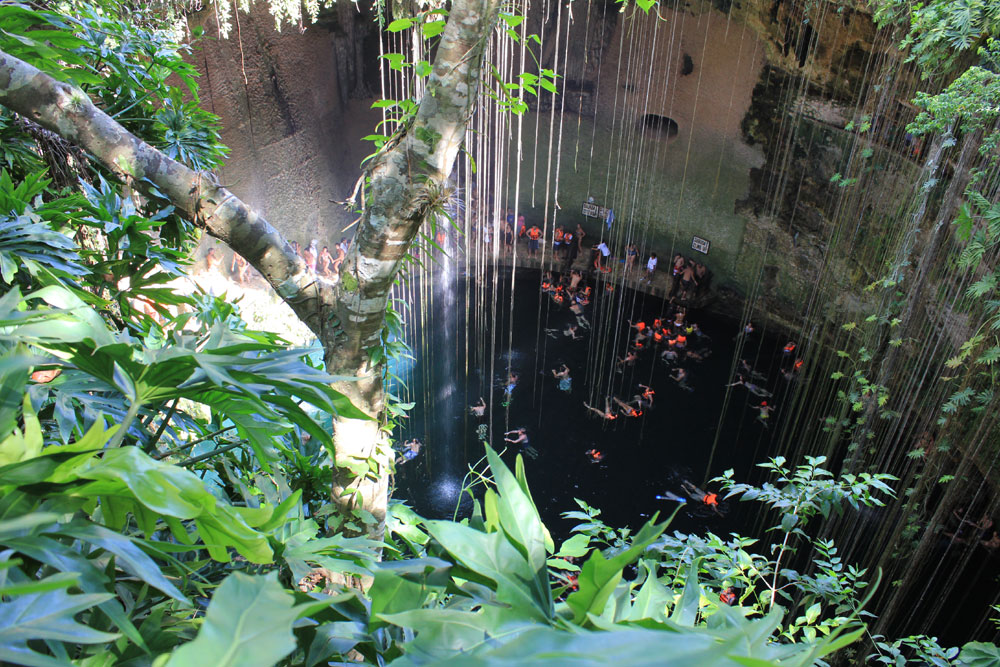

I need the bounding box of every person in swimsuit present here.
[583,398,618,421]
[502,372,519,405]
[317,246,334,278]
[303,239,319,273]
[504,427,538,458]
[725,376,772,398]
[679,263,698,300]
[756,401,775,426]
[671,367,693,392]
[638,383,655,407]
[617,350,638,369]
[551,364,572,392]
[681,481,723,516]
[230,253,251,285]
[612,396,643,418]
[625,243,638,274]
[396,439,422,465]
[470,397,487,418]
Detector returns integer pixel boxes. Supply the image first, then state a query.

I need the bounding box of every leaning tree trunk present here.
[0,0,500,541]
[323,0,501,537]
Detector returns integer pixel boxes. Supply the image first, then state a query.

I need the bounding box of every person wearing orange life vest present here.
[783,341,797,356]
[681,481,723,516]
[583,397,618,421]
[527,225,542,257]
[638,383,655,406]
[719,588,737,606]
[612,396,643,418]
[561,230,574,260]
[553,226,564,257]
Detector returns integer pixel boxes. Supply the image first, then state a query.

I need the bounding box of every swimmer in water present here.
[551,364,572,392]
[756,401,775,427]
[681,481,723,516]
[661,347,679,364]
[395,439,422,465]
[612,396,643,418]
[469,397,487,418]
[725,376,772,398]
[638,383,655,407]
[583,398,618,421]
[671,367,693,392]
[504,427,538,458]
[502,372,519,406]
[617,350,638,369]
[655,491,687,505]
[585,448,604,463]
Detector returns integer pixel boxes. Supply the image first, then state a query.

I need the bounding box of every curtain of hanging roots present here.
[371,0,1000,645]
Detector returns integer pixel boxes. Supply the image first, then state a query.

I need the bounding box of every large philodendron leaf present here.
[0,587,116,665]
[0,209,88,285]
[75,446,272,563]
[483,446,552,616]
[565,516,670,625]
[165,572,298,667]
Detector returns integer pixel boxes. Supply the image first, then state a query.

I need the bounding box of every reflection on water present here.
[395,267,780,541]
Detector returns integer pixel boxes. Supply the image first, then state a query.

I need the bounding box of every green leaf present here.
[56,521,188,602]
[0,589,116,649]
[420,20,446,38]
[958,641,1000,666]
[368,558,450,631]
[387,18,413,31]
[166,572,297,667]
[565,516,669,625]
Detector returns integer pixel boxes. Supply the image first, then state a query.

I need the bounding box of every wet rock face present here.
[186,3,382,248]
[186,0,892,325]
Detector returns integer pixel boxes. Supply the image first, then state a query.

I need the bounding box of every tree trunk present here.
[0,0,501,540]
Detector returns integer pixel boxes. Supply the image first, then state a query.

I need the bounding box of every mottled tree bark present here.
[0,0,500,540]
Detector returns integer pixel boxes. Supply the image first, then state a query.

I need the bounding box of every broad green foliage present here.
[166,573,299,667]
[0,0,997,664]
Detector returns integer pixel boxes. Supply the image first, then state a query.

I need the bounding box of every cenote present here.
[394,261,782,539]
[11,0,1000,662]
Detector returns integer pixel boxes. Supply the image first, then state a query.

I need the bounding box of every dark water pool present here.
[394,263,787,540]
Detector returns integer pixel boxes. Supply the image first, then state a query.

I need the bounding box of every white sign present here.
[691,236,710,254]
[582,201,612,220]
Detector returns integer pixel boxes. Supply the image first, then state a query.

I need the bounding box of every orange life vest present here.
[554,229,564,242]
[704,493,718,506]
[529,227,541,240]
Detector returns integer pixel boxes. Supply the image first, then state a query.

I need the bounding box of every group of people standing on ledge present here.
[201,237,351,286]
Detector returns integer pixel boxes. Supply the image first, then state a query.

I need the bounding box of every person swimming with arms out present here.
[671,367,693,392]
[583,397,619,421]
[681,480,723,516]
[612,396,643,418]
[504,427,538,458]
[395,439,422,465]
[638,383,655,408]
[756,401,775,427]
[725,376,773,398]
